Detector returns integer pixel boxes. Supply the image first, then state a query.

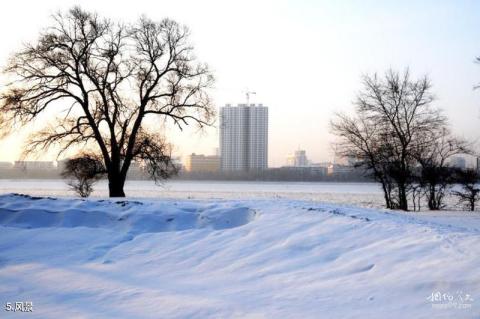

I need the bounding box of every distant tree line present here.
[331,69,479,211]
[176,167,372,182]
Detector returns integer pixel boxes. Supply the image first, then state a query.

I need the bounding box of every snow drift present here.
[0,194,256,233]
[0,193,479,319]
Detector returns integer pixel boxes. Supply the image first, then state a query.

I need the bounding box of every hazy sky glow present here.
[0,0,479,166]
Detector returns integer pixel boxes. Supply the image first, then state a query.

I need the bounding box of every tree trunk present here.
[428,186,440,210]
[380,181,392,209]
[108,172,126,197]
[398,184,408,211]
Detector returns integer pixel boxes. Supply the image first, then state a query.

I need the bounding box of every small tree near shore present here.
[331,69,445,211]
[412,127,470,210]
[61,154,106,197]
[452,168,480,211]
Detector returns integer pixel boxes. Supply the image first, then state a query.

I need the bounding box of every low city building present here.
[327,164,354,176]
[0,161,13,169]
[286,150,309,167]
[14,161,56,170]
[184,153,220,173]
[450,156,467,169]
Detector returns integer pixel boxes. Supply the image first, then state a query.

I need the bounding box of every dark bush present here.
[61,154,106,197]
[452,169,480,211]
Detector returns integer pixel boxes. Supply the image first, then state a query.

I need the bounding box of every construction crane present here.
[245,91,256,105]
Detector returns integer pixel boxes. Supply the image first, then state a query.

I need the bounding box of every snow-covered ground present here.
[0,179,470,210]
[0,179,401,209]
[0,193,479,318]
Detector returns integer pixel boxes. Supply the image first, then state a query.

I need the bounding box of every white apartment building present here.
[220,103,268,171]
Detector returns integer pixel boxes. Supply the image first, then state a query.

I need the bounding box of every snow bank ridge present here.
[0,194,256,234]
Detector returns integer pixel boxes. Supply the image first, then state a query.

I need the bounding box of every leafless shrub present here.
[452,169,480,211]
[61,154,106,197]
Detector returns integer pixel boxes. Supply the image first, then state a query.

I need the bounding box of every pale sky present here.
[0,0,479,167]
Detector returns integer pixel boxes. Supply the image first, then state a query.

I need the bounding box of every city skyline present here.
[0,0,479,167]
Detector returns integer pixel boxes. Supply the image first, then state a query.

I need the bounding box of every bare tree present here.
[410,182,425,212]
[0,7,214,197]
[331,113,395,208]
[412,127,471,210]
[61,153,106,197]
[332,69,445,211]
[452,168,480,211]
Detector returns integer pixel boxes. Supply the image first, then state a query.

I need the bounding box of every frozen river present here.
[0,179,386,208]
